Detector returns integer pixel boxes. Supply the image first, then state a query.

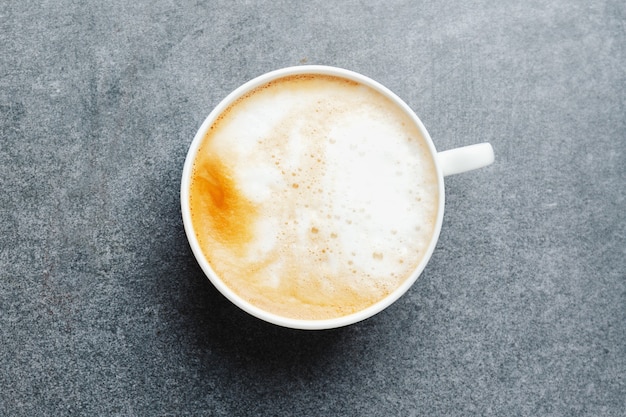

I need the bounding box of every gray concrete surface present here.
[1,1,625,415]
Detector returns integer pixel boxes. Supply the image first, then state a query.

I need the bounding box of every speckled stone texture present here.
[1,1,625,416]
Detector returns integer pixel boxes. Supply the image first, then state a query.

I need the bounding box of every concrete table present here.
[1,1,624,415]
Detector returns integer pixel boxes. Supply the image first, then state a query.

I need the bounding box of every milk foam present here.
[190,75,439,320]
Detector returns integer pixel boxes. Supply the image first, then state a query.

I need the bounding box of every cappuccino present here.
[188,74,439,320]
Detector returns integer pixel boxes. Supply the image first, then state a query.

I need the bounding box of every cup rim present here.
[180,65,445,330]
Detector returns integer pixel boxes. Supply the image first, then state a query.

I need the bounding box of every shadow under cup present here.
[181,65,448,330]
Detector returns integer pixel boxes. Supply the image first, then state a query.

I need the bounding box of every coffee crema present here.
[189,74,439,320]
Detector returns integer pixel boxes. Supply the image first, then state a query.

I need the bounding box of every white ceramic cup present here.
[181,65,494,330]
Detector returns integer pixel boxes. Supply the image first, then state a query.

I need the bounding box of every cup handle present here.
[437,143,494,177]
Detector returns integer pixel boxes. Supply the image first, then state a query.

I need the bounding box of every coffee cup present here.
[181,65,494,330]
